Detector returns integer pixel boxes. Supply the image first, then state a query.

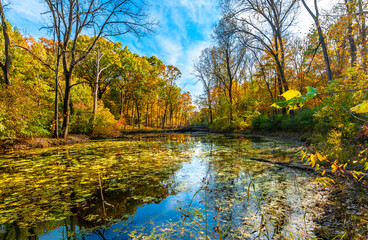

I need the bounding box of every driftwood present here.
[249,157,368,181]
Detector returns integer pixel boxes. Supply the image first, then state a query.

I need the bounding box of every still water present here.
[0,133,326,239]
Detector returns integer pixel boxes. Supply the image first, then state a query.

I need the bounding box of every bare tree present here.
[301,0,333,82]
[194,48,215,124]
[224,0,298,98]
[43,0,156,138]
[0,0,10,86]
[211,16,246,121]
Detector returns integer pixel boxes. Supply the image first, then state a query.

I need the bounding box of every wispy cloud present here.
[6,0,220,98]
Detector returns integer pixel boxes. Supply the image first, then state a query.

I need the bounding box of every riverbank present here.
[0,135,90,152]
[0,128,316,153]
[0,128,188,152]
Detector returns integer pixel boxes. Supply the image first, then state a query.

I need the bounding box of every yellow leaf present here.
[331,164,338,173]
[350,100,368,113]
[316,152,328,161]
[316,177,335,187]
[271,103,282,109]
[281,90,301,101]
[310,154,316,167]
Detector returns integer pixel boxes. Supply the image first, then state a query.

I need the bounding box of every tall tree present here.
[224,0,298,96]
[0,0,10,86]
[301,0,333,82]
[212,16,246,121]
[194,48,215,124]
[345,0,357,67]
[160,65,181,129]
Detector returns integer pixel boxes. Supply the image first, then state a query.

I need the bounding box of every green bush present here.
[252,109,316,133]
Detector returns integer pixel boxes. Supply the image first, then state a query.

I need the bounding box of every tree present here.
[75,37,120,121]
[43,0,155,138]
[223,0,299,116]
[194,48,215,124]
[301,0,333,82]
[0,0,11,86]
[357,0,367,71]
[160,65,181,129]
[212,16,246,122]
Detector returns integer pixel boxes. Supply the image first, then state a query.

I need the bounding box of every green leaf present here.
[305,86,318,93]
[306,91,317,101]
[75,198,86,203]
[350,100,368,113]
[281,90,301,101]
[271,101,289,109]
[305,87,318,100]
[296,96,306,103]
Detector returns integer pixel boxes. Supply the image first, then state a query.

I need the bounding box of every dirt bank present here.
[0,135,90,152]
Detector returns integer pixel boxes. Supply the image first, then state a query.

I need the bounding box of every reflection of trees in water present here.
[0,134,311,239]
[0,137,189,240]
[193,137,307,239]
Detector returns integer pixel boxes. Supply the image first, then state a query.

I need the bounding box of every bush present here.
[0,83,53,139]
[69,102,93,134]
[92,106,125,138]
[251,109,316,133]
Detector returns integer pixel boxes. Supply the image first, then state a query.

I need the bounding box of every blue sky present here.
[5,0,220,98]
[5,0,334,98]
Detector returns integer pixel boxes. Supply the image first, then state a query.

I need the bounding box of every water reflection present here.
[0,134,323,239]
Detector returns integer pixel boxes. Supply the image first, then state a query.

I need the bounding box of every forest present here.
[0,0,194,140]
[0,0,368,239]
[193,0,368,182]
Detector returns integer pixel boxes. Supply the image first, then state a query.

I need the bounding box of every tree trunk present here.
[0,1,11,86]
[120,89,124,117]
[136,102,140,129]
[54,55,60,138]
[301,0,332,82]
[62,73,72,139]
[345,0,357,68]
[93,52,100,121]
[156,105,159,128]
[150,104,153,127]
[358,0,367,71]
[207,92,213,124]
[146,104,149,127]
[162,104,167,129]
[131,102,135,128]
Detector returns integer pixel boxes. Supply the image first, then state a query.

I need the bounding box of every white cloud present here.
[5,0,220,99]
[155,35,184,66]
[9,0,45,21]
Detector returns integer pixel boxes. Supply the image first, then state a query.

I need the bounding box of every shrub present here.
[92,106,123,138]
[0,83,52,139]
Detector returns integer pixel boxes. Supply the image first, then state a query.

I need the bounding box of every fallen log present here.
[248,157,368,182]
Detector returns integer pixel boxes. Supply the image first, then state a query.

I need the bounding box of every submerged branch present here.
[248,157,368,183]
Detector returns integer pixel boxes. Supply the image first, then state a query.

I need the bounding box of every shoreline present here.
[0,129,313,153]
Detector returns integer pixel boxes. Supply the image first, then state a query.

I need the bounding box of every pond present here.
[0,133,327,239]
